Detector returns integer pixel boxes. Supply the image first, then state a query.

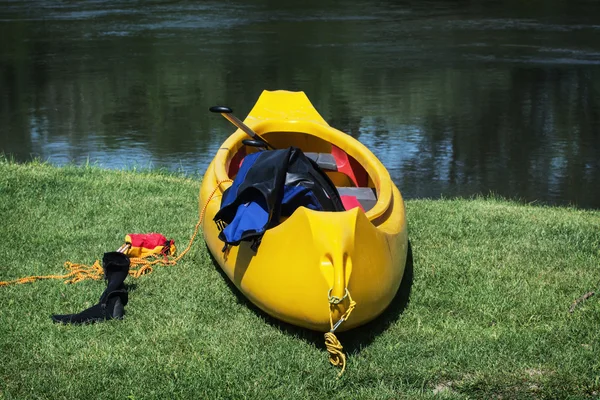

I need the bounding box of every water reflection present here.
[1,0,599,208]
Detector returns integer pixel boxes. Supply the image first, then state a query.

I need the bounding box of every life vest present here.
[214,147,345,249]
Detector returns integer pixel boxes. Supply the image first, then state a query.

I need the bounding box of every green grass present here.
[1,159,599,399]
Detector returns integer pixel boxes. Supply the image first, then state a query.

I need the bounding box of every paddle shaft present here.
[210,106,275,150]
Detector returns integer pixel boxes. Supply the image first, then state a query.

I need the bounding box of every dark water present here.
[1,1,599,208]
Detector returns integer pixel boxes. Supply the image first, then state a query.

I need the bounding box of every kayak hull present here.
[200,90,408,332]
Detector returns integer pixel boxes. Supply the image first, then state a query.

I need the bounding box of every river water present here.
[1,0,599,208]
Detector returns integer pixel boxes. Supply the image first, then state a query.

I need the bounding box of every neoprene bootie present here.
[51,252,130,324]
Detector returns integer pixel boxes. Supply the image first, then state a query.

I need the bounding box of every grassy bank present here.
[1,160,599,399]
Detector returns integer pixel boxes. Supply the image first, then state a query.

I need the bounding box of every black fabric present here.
[51,252,130,324]
[214,147,345,246]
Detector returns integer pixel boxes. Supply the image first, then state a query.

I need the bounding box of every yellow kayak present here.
[200,90,408,332]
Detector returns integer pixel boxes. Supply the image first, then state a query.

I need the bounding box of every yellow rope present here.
[324,289,357,377]
[0,260,105,286]
[0,179,233,286]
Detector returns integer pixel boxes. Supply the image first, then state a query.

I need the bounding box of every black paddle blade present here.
[209,106,233,114]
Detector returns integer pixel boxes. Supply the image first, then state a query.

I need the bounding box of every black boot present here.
[52,252,130,324]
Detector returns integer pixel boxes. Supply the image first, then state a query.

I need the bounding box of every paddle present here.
[209,106,275,150]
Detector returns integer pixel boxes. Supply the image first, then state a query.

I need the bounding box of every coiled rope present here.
[324,288,357,377]
[0,179,233,286]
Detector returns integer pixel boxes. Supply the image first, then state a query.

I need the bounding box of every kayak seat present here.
[337,187,377,212]
[304,152,337,171]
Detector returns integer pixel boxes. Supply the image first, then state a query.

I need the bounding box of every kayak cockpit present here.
[213,111,393,222]
[225,131,379,212]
